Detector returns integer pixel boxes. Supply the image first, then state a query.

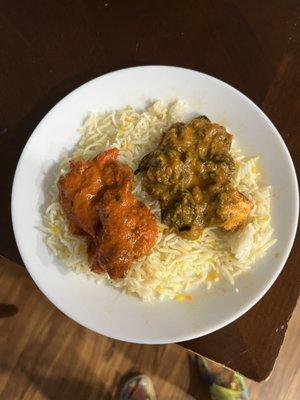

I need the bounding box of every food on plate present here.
[58,148,157,278]
[137,116,253,239]
[43,101,275,301]
[58,148,122,237]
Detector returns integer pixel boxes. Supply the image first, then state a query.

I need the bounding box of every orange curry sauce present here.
[58,148,157,279]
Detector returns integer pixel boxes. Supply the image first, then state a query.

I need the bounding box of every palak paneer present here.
[137,116,253,239]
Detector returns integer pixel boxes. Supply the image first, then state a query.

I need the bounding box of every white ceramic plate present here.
[12,66,298,344]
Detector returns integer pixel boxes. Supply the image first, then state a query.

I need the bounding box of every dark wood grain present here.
[0,0,299,382]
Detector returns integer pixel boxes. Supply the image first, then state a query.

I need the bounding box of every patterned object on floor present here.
[197,355,249,400]
[118,374,157,400]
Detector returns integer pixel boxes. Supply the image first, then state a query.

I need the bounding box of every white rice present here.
[42,101,276,301]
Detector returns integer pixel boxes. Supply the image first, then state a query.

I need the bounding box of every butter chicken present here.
[58,148,157,278]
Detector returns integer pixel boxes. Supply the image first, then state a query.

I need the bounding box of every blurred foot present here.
[118,374,156,400]
[197,356,249,400]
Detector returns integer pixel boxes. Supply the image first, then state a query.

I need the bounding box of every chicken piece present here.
[215,189,253,231]
[58,159,100,236]
[88,182,157,279]
[59,147,157,279]
[58,148,125,237]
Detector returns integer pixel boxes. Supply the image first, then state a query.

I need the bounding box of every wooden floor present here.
[0,257,299,399]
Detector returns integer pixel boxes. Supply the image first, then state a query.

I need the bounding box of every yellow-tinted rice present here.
[42,101,275,301]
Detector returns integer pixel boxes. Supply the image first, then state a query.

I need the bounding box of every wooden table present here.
[0,0,299,382]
